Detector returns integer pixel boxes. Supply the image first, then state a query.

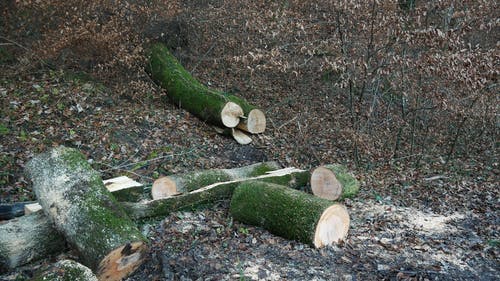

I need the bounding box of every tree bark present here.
[310,164,360,200]
[32,259,98,281]
[0,212,66,270]
[25,147,148,281]
[230,181,350,248]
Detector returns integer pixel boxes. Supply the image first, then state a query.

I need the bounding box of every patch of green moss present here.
[0,123,9,135]
[247,163,278,177]
[182,170,232,192]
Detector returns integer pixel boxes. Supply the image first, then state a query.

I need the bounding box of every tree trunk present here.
[127,167,310,219]
[147,43,266,133]
[0,212,66,270]
[310,164,360,200]
[151,161,282,199]
[32,259,98,281]
[230,181,350,248]
[103,176,143,202]
[25,147,148,281]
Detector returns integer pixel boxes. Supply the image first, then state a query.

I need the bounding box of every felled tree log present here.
[213,127,253,145]
[0,212,66,270]
[310,164,360,201]
[32,259,98,281]
[25,147,148,281]
[148,43,243,128]
[151,161,282,199]
[127,167,310,219]
[147,43,266,133]
[230,181,350,248]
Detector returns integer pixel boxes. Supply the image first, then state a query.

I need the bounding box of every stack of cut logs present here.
[0,147,359,280]
[148,43,266,144]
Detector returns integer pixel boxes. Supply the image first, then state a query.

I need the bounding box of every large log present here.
[310,164,360,200]
[25,147,148,281]
[230,181,350,248]
[128,167,310,219]
[151,161,282,199]
[0,212,66,270]
[147,43,266,133]
[32,259,98,281]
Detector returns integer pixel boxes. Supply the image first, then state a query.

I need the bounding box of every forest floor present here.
[0,1,498,280]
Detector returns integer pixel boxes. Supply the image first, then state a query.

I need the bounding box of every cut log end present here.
[97,241,148,281]
[238,109,266,134]
[313,204,350,248]
[232,129,252,145]
[311,166,343,200]
[221,102,244,128]
[151,177,179,200]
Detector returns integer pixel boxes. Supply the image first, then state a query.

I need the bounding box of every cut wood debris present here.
[147,43,266,144]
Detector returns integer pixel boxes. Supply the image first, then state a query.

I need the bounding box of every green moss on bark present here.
[230,181,335,246]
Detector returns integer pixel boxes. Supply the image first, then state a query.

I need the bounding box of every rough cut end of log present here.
[313,204,350,248]
[221,101,244,127]
[232,128,252,144]
[311,166,343,200]
[151,177,179,200]
[97,241,148,281]
[238,109,266,134]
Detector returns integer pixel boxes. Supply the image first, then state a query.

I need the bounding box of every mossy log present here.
[126,167,310,219]
[32,259,98,281]
[213,127,253,145]
[147,43,266,133]
[230,181,350,248]
[0,212,66,270]
[148,43,242,128]
[25,147,148,281]
[310,164,360,201]
[151,161,282,199]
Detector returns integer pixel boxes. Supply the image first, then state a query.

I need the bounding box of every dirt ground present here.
[0,1,498,280]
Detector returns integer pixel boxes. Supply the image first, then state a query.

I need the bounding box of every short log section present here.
[310,164,360,200]
[230,181,350,248]
[25,147,148,281]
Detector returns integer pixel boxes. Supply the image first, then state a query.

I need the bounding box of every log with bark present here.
[230,181,350,248]
[147,43,266,135]
[25,147,148,281]
[310,164,360,201]
[151,161,282,199]
[128,167,310,219]
[0,212,66,270]
[32,259,98,281]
